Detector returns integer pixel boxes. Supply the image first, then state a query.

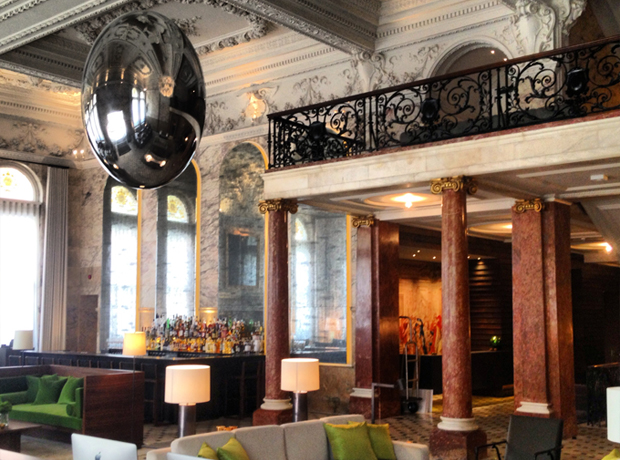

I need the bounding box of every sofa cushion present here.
[197,442,218,459]
[234,425,286,460]
[0,391,29,405]
[33,377,67,405]
[217,438,250,460]
[365,424,396,460]
[321,414,365,425]
[172,431,234,457]
[58,376,84,404]
[10,403,82,431]
[26,374,58,402]
[283,419,329,460]
[324,422,378,460]
[0,376,27,394]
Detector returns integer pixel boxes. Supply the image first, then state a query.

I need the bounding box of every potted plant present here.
[0,400,11,429]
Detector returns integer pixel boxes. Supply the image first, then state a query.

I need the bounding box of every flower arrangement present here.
[0,400,11,413]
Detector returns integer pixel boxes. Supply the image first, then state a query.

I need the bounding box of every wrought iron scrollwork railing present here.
[268,36,620,169]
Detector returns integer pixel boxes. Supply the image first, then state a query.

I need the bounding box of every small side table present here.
[0,421,41,452]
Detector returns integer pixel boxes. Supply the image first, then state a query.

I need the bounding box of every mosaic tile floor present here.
[15,397,618,460]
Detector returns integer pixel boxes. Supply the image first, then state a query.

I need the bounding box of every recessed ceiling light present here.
[605,242,613,253]
[392,193,425,208]
[417,250,421,253]
[490,50,495,54]
[412,254,416,257]
[503,58,507,61]
[477,257,481,260]
[432,256,436,260]
[467,256,470,259]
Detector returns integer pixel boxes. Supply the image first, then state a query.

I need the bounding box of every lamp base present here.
[292,392,308,423]
[179,404,196,438]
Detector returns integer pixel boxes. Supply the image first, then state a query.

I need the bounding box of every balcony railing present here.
[267,36,620,169]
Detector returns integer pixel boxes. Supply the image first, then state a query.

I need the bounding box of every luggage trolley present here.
[399,316,422,413]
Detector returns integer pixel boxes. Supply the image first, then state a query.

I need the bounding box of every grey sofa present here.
[146,414,429,460]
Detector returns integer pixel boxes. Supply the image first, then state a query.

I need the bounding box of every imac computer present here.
[71,434,137,460]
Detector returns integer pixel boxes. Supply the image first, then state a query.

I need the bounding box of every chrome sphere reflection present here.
[81,11,206,189]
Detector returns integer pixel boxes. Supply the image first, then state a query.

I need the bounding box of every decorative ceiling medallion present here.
[513,198,545,213]
[430,176,477,195]
[258,198,298,214]
[351,214,375,228]
[74,0,268,55]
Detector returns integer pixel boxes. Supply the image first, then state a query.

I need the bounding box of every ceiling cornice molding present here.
[225,0,376,53]
[0,147,76,168]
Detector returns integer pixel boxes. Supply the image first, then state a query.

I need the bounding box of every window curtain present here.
[0,199,40,346]
[39,167,68,351]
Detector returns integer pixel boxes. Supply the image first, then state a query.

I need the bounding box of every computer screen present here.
[71,433,137,460]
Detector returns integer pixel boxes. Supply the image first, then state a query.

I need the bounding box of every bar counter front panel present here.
[6,351,265,424]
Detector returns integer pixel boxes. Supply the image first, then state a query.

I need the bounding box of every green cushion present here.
[0,376,27,394]
[366,423,396,460]
[10,403,82,431]
[217,438,250,460]
[325,422,378,460]
[33,377,67,405]
[0,391,29,405]
[197,441,218,459]
[58,376,83,404]
[26,374,59,402]
[603,449,620,460]
[75,387,83,419]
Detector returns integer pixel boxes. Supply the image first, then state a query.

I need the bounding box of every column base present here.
[429,427,486,460]
[252,408,293,426]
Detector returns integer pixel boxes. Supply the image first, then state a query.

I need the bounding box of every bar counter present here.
[4,350,265,424]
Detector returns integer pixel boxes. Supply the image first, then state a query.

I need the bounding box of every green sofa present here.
[0,374,83,431]
[0,365,144,446]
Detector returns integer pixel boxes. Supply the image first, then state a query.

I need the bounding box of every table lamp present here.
[123,332,147,357]
[608,387,620,443]
[281,358,320,422]
[165,364,211,437]
[13,330,34,350]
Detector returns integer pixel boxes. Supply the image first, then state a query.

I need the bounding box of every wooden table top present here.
[0,449,43,460]
[0,422,41,435]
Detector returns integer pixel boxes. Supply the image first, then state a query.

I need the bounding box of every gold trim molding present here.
[351,214,375,228]
[514,199,545,213]
[258,198,298,214]
[430,176,477,195]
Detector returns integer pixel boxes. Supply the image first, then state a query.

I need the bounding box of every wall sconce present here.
[245,93,267,122]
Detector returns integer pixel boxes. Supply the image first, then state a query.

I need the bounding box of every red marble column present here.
[512,199,577,438]
[253,199,296,426]
[543,201,577,438]
[349,217,401,419]
[512,200,550,416]
[429,177,486,459]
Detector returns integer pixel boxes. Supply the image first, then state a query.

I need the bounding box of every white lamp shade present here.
[165,365,211,405]
[281,358,320,393]
[122,332,147,356]
[13,330,33,350]
[608,387,620,442]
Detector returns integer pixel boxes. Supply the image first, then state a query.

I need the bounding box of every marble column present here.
[253,198,296,426]
[512,199,577,438]
[349,216,401,419]
[429,177,486,459]
[512,198,550,416]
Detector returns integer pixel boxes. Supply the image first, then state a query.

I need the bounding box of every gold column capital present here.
[258,198,298,214]
[430,176,477,195]
[513,198,545,213]
[351,215,376,228]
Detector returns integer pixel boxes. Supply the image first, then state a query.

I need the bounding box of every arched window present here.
[156,165,197,319]
[0,164,41,346]
[101,179,139,350]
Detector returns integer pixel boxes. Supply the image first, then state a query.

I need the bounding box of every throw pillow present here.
[33,376,67,405]
[58,376,84,404]
[366,423,396,460]
[325,422,378,460]
[217,438,250,460]
[197,441,217,459]
[26,374,58,402]
[603,448,620,460]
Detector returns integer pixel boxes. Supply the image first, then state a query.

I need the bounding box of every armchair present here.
[475,415,563,460]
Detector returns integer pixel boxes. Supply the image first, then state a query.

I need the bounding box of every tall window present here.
[101,180,138,350]
[0,164,40,346]
[156,165,197,319]
[289,205,348,363]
